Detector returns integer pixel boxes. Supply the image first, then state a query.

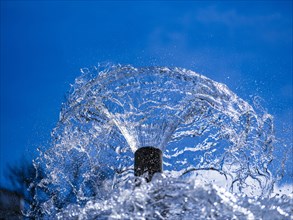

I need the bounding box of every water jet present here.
[33,64,283,219]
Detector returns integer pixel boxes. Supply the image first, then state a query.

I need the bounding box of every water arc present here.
[30,64,291,219]
[49,64,274,193]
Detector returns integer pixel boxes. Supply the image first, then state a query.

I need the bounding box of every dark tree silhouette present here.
[5,157,46,218]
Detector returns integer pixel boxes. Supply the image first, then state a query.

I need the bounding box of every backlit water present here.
[30,64,292,219]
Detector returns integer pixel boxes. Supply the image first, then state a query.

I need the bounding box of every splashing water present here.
[31,64,292,219]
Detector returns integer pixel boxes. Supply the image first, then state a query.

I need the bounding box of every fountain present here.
[30,64,292,219]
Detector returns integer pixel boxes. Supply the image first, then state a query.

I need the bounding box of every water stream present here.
[31,64,292,219]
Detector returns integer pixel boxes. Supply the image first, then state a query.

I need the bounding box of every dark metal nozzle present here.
[134,146,162,182]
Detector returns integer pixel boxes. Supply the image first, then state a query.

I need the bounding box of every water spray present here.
[39,65,277,218]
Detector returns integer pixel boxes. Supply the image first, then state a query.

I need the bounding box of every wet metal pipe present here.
[134,147,162,182]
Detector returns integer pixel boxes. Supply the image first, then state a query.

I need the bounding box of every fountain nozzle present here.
[134,147,162,182]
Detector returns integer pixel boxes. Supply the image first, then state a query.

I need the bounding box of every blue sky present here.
[0,1,292,187]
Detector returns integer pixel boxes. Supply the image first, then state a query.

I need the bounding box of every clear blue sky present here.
[0,1,292,187]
